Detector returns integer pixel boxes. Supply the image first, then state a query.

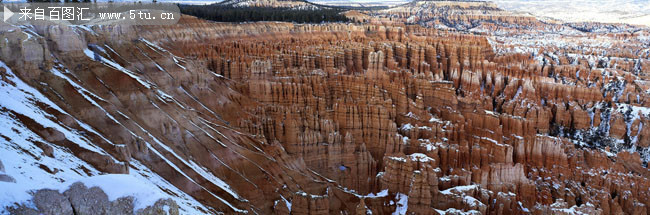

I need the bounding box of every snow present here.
[616,104,650,120]
[296,191,327,199]
[131,121,247,213]
[156,89,187,109]
[388,156,407,162]
[0,60,210,214]
[0,62,109,155]
[418,126,432,130]
[392,193,408,215]
[401,136,409,145]
[405,112,419,120]
[419,140,439,152]
[140,38,167,53]
[588,109,595,127]
[549,201,593,215]
[518,201,531,212]
[372,171,383,179]
[479,136,505,147]
[463,195,484,208]
[146,127,247,213]
[614,104,649,147]
[435,208,482,215]
[440,185,478,195]
[429,116,444,123]
[364,189,389,198]
[180,86,222,120]
[71,25,97,36]
[49,68,118,145]
[0,181,39,211]
[128,161,211,214]
[513,85,523,100]
[190,120,227,147]
[173,56,187,71]
[280,195,292,212]
[187,160,244,200]
[492,0,650,26]
[409,153,435,162]
[83,48,155,89]
[400,123,414,131]
[62,174,173,211]
[484,110,499,116]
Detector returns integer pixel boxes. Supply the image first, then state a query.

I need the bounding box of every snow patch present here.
[392,193,408,215]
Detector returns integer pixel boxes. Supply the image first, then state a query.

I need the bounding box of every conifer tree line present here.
[179,4,350,23]
[26,0,93,2]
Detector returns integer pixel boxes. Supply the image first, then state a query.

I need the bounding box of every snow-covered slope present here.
[492,0,650,26]
[319,0,650,26]
[0,60,209,214]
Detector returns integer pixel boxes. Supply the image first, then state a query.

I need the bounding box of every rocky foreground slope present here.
[1,1,650,214]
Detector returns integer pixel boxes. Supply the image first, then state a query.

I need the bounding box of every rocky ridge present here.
[8,182,179,215]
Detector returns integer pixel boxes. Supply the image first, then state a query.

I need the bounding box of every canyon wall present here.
[1,1,649,214]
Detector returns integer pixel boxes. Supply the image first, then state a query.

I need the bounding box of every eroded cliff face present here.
[1,1,650,214]
[371,0,539,31]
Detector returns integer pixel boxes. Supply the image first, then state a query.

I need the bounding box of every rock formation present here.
[1,0,649,214]
[8,183,179,215]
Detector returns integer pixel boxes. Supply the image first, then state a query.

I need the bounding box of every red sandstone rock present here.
[1,4,650,214]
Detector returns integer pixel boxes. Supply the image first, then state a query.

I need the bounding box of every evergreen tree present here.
[179,4,350,24]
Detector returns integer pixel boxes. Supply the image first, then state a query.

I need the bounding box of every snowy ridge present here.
[0,63,110,155]
[491,0,650,27]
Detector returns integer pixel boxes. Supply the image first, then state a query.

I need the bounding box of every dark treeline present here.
[179,5,350,23]
[27,0,92,2]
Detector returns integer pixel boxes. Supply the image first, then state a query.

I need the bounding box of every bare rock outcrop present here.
[7,183,179,215]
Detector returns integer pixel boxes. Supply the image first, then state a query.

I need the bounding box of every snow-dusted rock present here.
[6,180,180,215]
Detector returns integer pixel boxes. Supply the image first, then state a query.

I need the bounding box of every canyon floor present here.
[1,1,650,214]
